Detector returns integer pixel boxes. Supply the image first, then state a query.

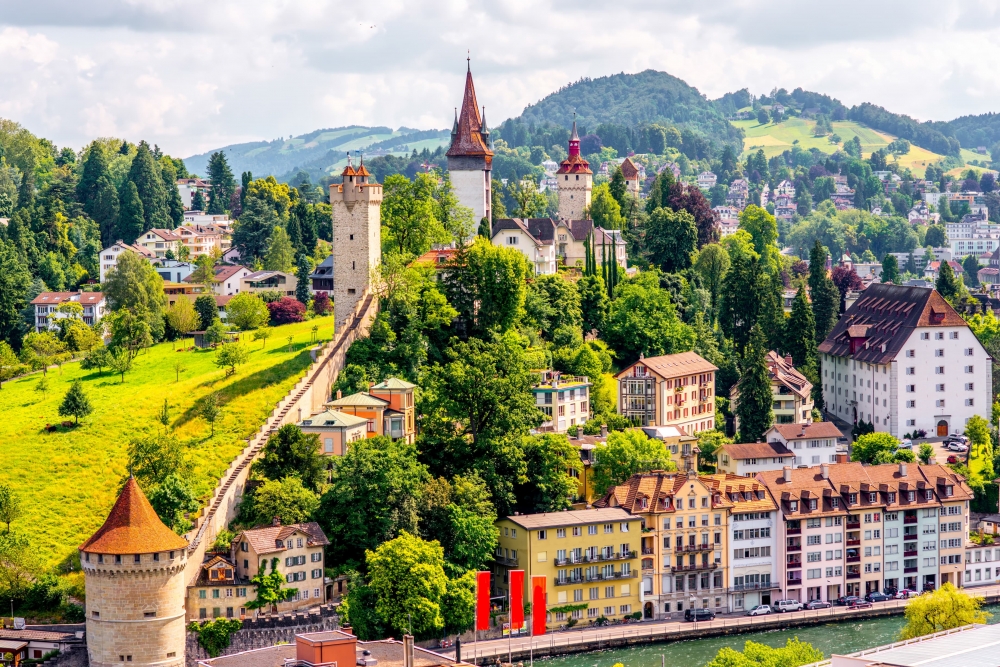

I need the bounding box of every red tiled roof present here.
[619,157,639,179]
[720,441,794,461]
[614,351,717,379]
[237,522,329,556]
[31,292,105,306]
[765,350,812,398]
[80,477,188,554]
[446,65,493,160]
[767,421,843,440]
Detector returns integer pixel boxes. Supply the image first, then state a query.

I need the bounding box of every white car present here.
[900,439,913,449]
[946,442,968,452]
[774,599,804,612]
[747,604,772,616]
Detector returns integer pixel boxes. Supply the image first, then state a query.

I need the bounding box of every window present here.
[966,365,975,373]
[921,333,930,340]
[604,524,614,533]
[588,525,597,535]
[906,350,915,358]
[906,367,915,375]
[966,348,974,356]
[807,568,822,579]
[935,367,944,374]
[936,400,945,408]
[966,383,975,391]
[935,332,944,340]
[906,385,915,392]
[935,349,944,357]
[951,332,959,340]
[966,399,975,406]
[936,384,945,391]
[557,528,566,538]
[906,400,916,408]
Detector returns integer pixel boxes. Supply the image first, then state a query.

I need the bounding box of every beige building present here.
[135,229,182,259]
[240,270,297,296]
[297,409,368,456]
[615,352,718,435]
[493,508,643,628]
[532,371,592,433]
[80,477,188,667]
[331,157,381,331]
[187,555,254,621]
[231,521,329,614]
[731,352,814,431]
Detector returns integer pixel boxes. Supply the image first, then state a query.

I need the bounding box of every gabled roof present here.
[767,421,843,441]
[765,351,813,399]
[619,157,639,179]
[299,409,369,429]
[491,218,553,246]
[145,228,181,242]
[80,477,188,554]
[238,522,330,555]
[502,508,634,529]
[31,292,105,306]
[817,283,968,364]
[614,351,717,379]
[720,441,794,461]
[372,378,416,390]
[327,391,390,408]
[446,64,492,159]
[309,255,334,278]
[243,270,291,281]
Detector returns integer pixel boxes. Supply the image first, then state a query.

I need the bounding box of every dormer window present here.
[925,490,933,500]
[946,486,953,497]
[849,493,857,504]
[831,498,839,509]
[789,500,799,512]
[868,492,877,503]
[275,540,284,548]
[907,491,915,502]
[809,499,818,510]
[888,492,896,503]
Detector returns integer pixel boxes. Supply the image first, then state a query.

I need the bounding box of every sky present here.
[3,0,1000,159]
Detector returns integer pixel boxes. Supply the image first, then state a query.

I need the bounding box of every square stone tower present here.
[557,118,593,221]
[331,156,382,331]
[446,61,493,224]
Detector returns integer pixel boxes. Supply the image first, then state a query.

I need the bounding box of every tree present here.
[246,557,297,612]
[963,253,981,288]
[315,436,427,568]
[578,274,609,335]
[127,434,191,488]
[157,398,171,433]
[419,474,498,573]
[443,238,531,336]
[366,532,450,637]
[106,308,153,364]
[232,197,278,263]
[20,331,67,376]
[735,325,773,443]
[295,254,312,305]
[719,237,765,353]
[189,254,218,288]
[588,182,624,229]
[704,638,823,667]
[783,287,816,371]
[603,271,695,364]
[757,109,769,125]
[899,583,991,639]
[514,434,582,514]
[214,341,249,376]
[252,326,272,350]
[165,295,199,348]
[34,375,49,399]
[147,473,199,532]
[0,240,32,350]
[226,293,269,332]
[381,174,449,258]
[207,151,236,215]
[191,189,206,212]
[159,156,185,227]
[882,253,900,284]
[645,206,698,273]
[808,241,839,343]
[195,295,218,331]
[245,477,320,527]
[199,392,222,436]
[103,250,166,340]
[108,347,134,383]
[506,178,547,219]
[254,424,325,491]
[936,260,962,302]
[77,142,110,210]
[91,175,120,247]
[313,292,331,316]
[693,244,731,320]
[0,483,21,533]
[188,618,243,658]
[925,224,946,248]
[738,205,778,256]
[831,266,863,312]
[204,319,229,345]
[696,431,732,472]
[58,380,93,425]
[126,141,170,231]
[591,430,676,497]
[0,341,19,388]
[851,432,911,465]
[116,180,146,244]
[263,226,295,272]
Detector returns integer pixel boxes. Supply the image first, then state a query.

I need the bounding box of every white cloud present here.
[2,1,1000,158]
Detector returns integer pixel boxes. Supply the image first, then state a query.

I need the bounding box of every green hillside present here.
[0,316,333,570]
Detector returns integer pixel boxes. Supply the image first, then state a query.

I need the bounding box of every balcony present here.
[787,527,802,535]
[846,573,861,580]
[495,556,519,567]
[846,539,861,546]
[559,571,639,585]
[681,544,713,552]
[904,516,918,524]
[904,550,918,558]
[787,544,801,553]
[846,522,861,530]
[787,577,803,585]
[672,563,719,572]
[554,577,585,586]
[642,548,655,555]
[904,567,919,573]
[786,562,802,570]
[847,555,861,563]
[730,582,781,592]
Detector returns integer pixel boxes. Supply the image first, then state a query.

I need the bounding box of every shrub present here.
[267,297,306,324]
[313,292,332,316]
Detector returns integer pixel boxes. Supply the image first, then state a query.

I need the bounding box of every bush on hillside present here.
[267,297,306,324]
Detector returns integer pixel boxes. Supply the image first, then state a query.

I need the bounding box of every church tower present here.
[331,154,382,331]
[556,117,592,221]
[81,477,189,667]
[446,61,493,224]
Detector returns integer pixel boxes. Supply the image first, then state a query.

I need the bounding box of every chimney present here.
[784,354,793,366]
[820,463,829,480]
[272,516,281,527]
[336,389,342,400]
[836,453,848,464]
[601,424,608,437]
[403,634,414,667]
[899,462,907,477]
[783,466,792,483]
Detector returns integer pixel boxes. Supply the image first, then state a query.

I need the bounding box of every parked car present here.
[684,608,716,622]
[836,595,861,606]
[944,434,969,444]
[946,442,968,452]
[947,455,959,464]
[774,599,804,612]
[900,439,913,449]
[894,589,918,599]
[849,599,873,609]
[746,604,772,616]
[865,591,891,602]
[806,599,831,609]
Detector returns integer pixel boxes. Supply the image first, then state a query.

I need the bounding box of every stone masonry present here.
[331,158,382,332]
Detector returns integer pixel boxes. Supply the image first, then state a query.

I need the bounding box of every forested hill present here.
[504,69,744,156]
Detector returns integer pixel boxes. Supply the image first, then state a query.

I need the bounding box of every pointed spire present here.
[452,107,458,135]
[556,111,591,176]
[80,477,188,554]
[480,106,490,142]
[447,60,492,158]
[571,111,579,141]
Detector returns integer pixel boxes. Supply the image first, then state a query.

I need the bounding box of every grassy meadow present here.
[0,316,333,570]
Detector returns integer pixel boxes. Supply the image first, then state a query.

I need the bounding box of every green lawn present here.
[0,316,333,570]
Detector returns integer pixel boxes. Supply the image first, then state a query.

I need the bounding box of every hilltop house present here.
[325,378,417,443]
[231,521,329,614]
[99,240,155,282]
[31,292,107,333]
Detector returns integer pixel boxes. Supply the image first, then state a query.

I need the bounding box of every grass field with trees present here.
[0,315,332,570]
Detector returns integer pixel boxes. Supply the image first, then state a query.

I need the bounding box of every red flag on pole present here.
[531,575,547,635]
[509,570,525,628]
[476,571,491,631]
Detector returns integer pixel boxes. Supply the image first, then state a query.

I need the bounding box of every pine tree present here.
[191,189,206,211]
[287,215,304,256]
[127,141,170,231]
[159,157,185,228]
[77,142,109,211]
[609,166,627,210]
[784,287,816,371]
[296,254,311,305]
[757,267,787,353]
[92,175,120,247]
[579,273,609,335]
[58,380,93,425]
[808,241,839,343]
[719,247,764,353]
[208,153,237,215]
[936,261,962,302]
[736,325,774,443]
[16,169,34,210]
[116,181,145,244]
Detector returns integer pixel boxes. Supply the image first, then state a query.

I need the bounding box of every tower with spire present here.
[556,115,593,221]
[330,152,382,331]
[446,59,493,226]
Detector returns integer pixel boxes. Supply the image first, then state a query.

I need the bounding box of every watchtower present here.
[331,154,382,331]
[556,117,593,221]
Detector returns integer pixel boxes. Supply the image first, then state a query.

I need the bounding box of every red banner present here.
[476,571,491,631]
[531,575,547,635]
[509,570,525,628]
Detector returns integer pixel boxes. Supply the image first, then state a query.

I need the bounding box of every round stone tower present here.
[80,477,189,667]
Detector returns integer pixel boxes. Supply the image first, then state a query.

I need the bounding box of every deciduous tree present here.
[645,206,697,273]
[851,432,913,465]
[244,477,320,527]
[592,430,676,497]
[0,483,22,533]
[254,424,325,492]
[366,532,449,637]
[602,271,695,364]
[900,583,991,639]
[514,434,582,514]
[226,293,269,332]
[214,341,249,376]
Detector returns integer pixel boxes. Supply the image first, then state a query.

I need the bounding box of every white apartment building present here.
[490,218,556,274]
[697,171,717,189]
[530,371,592,433]
[765,422,843,466]
[964,543,1000,588]
[31,292,107,333]
[135,228,182,259]
[99,241,155,282]
[728,501,779,613]
[819,283,991,438]
[717,441,795,476]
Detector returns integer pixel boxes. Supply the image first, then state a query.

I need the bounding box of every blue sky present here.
[2,0,1000,157]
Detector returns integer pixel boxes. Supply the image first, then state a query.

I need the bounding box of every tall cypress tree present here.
[159,157,185,228]
[77,142,109,212]
[719,247,764,353]
[92,175,120,246]
[296,254,312,305]
[808,241,839,343]
[127,141,169,231]
[936,261,962,302]
[758,267,787,354]
[117,181,145,244]
[784,287,816,371]
[736,325,774,443]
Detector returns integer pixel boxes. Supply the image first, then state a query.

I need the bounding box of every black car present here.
[684,608,716,622]
[865,591,891,602]
[836,595,860,606]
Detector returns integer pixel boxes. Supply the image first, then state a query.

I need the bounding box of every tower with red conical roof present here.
[446,60,493,226]
[80,477,189,667]
[556,116,593,221]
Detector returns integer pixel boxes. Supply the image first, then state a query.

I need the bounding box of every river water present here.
[537,604,1000,667]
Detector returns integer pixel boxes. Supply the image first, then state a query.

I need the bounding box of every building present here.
[153,259,195,284]
[185,264,252,296]
[297,409,368,456]
[0,628,84,663]
[531,370,591,433]
[615,352,718,435]
[80,477,188,667]
[619,157,641,198]
[819,283,992,437]
[492,508,643,627]
[713,206,739,237]
[556,118,592,221]
[446,63,492,224]
[231,520,329,613]
[830,623,1000,667]
[765,421,844,466]
[755,462,972,603]
[325,378,416,443]
[697,172,717,190]
[726,180,749,210]
[964,541,1000,587]
[176,178,211,210]
[31,292,106,333]
[240,270,297,297]
[135,229,182,259]
[186,555,254,621]
[731,351,814,432]
[308,255,333,294]
[717,441,795,476]
[176,224,229,258]
[641,425,701,473]
[99,241,155,282]
[331,156,382,330]
[490,218,557,274]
